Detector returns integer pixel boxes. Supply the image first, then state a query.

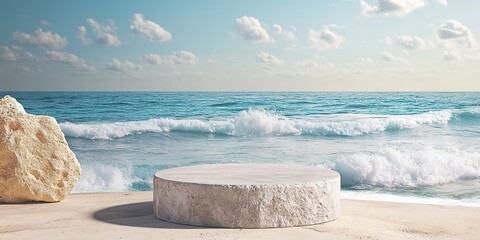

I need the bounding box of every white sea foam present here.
[73,163,137,192]
[232,109,299,136]
[341,190,480,207]
[334,146,480,187]
[60,109,457,140]
[295,109,452,136]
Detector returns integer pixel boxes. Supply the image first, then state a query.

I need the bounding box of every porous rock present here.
[154,163,340,228]
[0,95,81,203]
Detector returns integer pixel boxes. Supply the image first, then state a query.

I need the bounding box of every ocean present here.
[3,92,480,206]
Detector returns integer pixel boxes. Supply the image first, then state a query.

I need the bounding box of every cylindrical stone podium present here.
[153,163,340,228]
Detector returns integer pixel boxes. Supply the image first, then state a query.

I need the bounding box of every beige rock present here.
[0,95,81,203]
[154,164,340,228]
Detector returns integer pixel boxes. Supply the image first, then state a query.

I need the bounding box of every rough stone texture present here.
[0,95,81,203]
[154,163,340,228]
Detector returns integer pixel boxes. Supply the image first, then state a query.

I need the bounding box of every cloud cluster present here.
[256,51,283,69]
[0,46,34,62]
[106,58,142,72]
[130,13,172,42]
[236,16,273,43]
[78,18,121,46]
[308,26,344,50]
[436,20,476,47]
[272,24,295,40]
[360,0,427,17]
[382,52,408,63]
[144,51,197,65]
[396,35,426,49]
[13,28,68,49]
[435,20,478,61]
[46,51,95,71]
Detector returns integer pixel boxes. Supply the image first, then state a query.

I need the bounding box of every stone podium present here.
[153,163,340,228]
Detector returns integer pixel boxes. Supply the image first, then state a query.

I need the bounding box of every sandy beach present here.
[1,192,478,240]
[2,0,480,239]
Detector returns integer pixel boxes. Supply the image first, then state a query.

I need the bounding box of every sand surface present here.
[1,192,479,240]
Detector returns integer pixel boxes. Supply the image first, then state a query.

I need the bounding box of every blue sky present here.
[1,0,479,91]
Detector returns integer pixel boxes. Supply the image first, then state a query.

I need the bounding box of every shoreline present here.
[1,192,479,240]
[341,190,480,208]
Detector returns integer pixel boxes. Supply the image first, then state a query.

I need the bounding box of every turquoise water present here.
[3,92,480,206]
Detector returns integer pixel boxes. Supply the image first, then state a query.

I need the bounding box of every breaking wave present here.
[60,108,478,140]
[334,146,480,188]
[73,163,136,192]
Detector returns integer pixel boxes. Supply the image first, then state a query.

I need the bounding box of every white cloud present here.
[359,0,427,17]
[144,51,197,65]
[13,28,68,49]
[106,58,142,72]
[437,0,448,6]
[396,35,426,49]
[46,51,95,71]
[354,57,374,64]
[235,16,273,43]
[436,20,477,47]
[272,24,295,40]
[256,51,283,69]
[383,36,393,45]
[283,43,303,51]
[439,40,464,61]
[308,26,344,50]
[443,49,461,61]
[130,13,172,42]
[382,52,408,63]
[0,46,16,61]
[77,19,121,46]
[40,20,50,26]
[0,46,34,62]
[436,20,478,61]
[77,26,91,44]
[324,24,348,29]
[436,20,472,39]
[295,56,335,68]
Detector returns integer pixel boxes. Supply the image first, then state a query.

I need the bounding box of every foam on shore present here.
[342,190,480,207]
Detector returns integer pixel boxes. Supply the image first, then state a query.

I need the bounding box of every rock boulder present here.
[0,95,81,203]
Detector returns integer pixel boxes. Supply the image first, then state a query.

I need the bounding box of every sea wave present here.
[334,146,480,188]
[73,162,172,192]
[73,162,139,192]
[59,108,478,140]
[452,107,480,123]
[72,145,480,201]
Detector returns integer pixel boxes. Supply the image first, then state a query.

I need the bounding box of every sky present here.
[1,0,479,91]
